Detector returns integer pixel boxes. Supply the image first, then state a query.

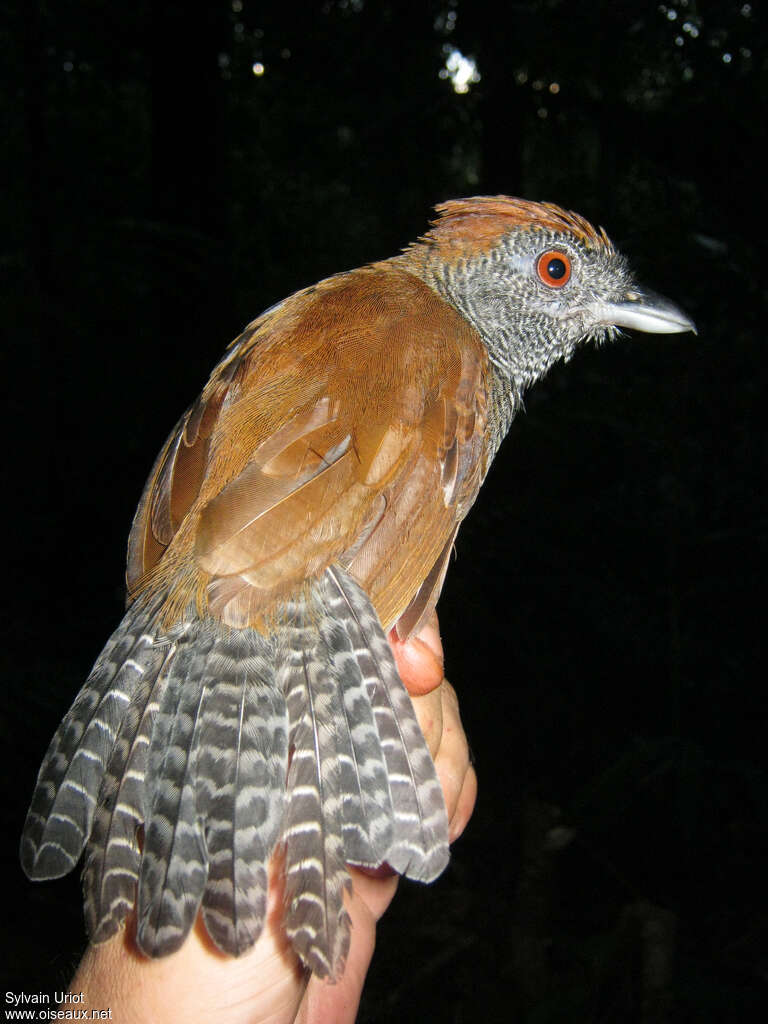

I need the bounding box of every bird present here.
[20,196,695,980]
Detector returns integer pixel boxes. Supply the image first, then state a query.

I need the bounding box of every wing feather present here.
[127,265,490,633]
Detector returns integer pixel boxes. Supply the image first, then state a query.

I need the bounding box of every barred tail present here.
[136,624,287,957]
[21,598,289,960]
[278,567,449,978]
[20,593,168,882]
[21,565,450,980]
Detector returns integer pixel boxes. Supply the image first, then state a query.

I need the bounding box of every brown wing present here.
[126,345,245,592]
[127,263,490,634]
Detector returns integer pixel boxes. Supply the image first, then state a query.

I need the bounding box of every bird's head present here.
[405,196,695,408]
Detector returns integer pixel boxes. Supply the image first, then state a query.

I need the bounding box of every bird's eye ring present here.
[537,251,571,288]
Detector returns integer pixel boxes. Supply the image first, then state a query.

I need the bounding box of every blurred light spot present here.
[722,52,732,63]
[537,107,548,119]
[232,0,243,10]
[532,79,544,91]
[692,232,727,255]
[515,69,528,85]
[281,48,291,58]
[675,35,684,46]
[218,53,231,68]
[436,9,457,33]
[740,47,752,58]
[440,47,480,94]
[667,8,677,19]
[741,3,751,15]
[252,62,265,75]
[63,60,73,71]
[548,82,560,94]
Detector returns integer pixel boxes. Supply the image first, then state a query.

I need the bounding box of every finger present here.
[431,681,474,829]
[449,763,478,842]
[388,611,444,696]
[409,684,444,758]
[347,865,400,921]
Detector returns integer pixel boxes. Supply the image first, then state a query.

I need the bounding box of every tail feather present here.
[278,567,450,978]
[370,663,450,881]
[79,612,289,960]
[279,609,352,979]
[319,570,395,866]
[83,643,174,944]
[20,595,166,880]
[198,633,287,956]
[324,569,449,882]
[136,630,212,956]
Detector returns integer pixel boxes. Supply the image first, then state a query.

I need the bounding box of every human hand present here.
[70,614,476,1024]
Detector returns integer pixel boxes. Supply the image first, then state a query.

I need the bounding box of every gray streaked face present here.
[431,224,692,396]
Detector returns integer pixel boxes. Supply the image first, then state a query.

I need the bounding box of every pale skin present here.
[72,614,477,1023]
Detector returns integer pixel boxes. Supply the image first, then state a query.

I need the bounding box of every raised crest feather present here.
[412,195,613,255]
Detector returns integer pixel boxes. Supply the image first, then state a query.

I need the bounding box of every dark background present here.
[2,1,766,1020]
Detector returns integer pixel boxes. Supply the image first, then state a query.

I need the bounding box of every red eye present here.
[537,250,571,288]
